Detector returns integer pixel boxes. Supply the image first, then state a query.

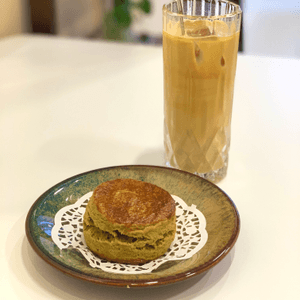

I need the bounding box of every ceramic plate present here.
[26,165,240,287]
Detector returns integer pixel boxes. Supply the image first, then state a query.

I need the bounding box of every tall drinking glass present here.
[163,0,242,183]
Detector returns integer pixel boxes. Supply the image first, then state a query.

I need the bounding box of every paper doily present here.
[51,192,208,274]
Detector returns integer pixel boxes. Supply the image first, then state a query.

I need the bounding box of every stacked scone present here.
[83,179,176,264]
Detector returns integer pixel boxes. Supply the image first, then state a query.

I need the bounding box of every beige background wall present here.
[0,0,28,38]
[1,0,299,58]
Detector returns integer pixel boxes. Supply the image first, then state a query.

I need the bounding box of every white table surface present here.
[1,34,300,299]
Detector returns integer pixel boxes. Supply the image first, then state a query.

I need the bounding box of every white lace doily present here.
[51,192,208,274]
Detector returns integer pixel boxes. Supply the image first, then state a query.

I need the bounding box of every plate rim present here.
[25,164,240,288]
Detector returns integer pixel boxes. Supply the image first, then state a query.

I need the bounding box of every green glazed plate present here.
[26,165,240,288]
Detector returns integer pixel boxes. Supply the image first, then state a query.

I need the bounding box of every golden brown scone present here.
[83,179,176,264]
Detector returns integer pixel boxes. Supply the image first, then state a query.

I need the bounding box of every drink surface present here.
[163,19,240,176]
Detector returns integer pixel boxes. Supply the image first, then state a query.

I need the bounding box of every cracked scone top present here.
[93,178,175,226]
[83,179,176,264]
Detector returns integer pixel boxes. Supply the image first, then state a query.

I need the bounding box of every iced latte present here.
[163,1,241,182]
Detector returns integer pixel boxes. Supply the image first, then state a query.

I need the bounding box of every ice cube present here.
[213,20,229,37]
[185,20,213,37]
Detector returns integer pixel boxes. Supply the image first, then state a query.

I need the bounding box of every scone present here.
[83,178,176,264]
